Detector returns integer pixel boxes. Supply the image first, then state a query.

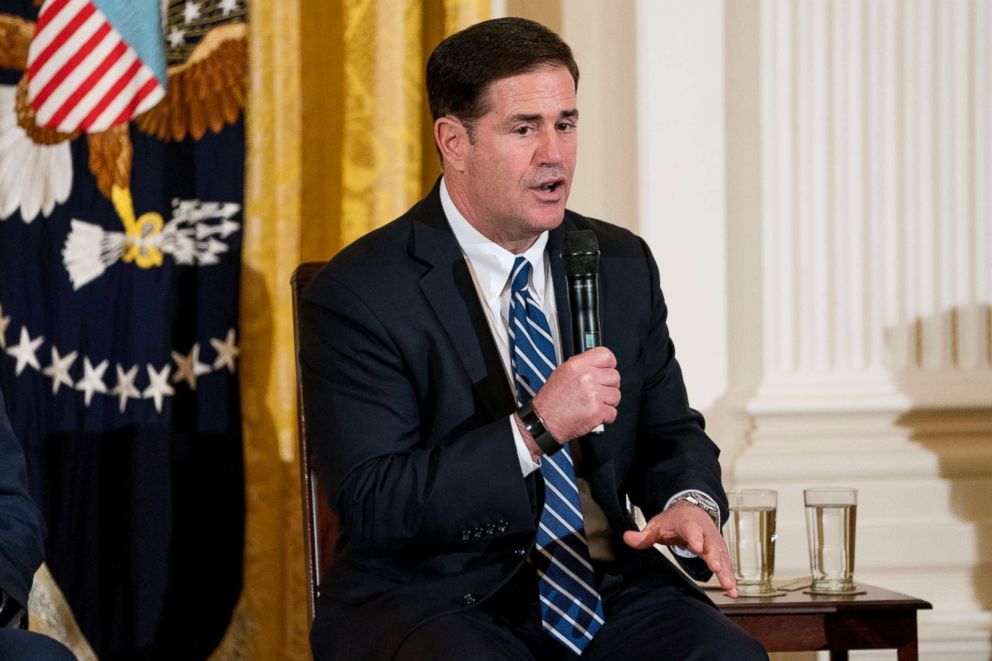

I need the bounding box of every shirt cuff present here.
[509,415,541,476]
[664,489,722,559]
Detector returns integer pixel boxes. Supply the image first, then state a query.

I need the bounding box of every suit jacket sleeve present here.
[625,238,728,580]
[300,276,536,559]
[0,388,46,609]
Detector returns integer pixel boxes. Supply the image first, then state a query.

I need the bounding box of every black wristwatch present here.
[0,588,26,629]
[516,402,561,456]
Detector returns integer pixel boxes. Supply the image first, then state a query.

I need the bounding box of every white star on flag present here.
[42,347,78,395]
[168,26,186,48]
[184,1,201,23]
[172,343,211,390]
[143,364,175,413]
[210,329,240,373]
[5,327,44,376]
[75,358,109,407]
[0,305,10,349]
[219,0,239,16]
[110,364,141,413]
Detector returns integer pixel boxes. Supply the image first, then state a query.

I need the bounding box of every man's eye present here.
[514,126,534,135]
[557,122,576,132]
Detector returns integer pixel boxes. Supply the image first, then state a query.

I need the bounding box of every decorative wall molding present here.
[736,1,992,657]
[756,0,990,407]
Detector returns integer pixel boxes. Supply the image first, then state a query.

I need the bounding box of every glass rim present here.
[803,486,857,504]
[726,489,778,496]
[727,489,777,507]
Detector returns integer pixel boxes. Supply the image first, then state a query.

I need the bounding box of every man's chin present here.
[528,203,567,230]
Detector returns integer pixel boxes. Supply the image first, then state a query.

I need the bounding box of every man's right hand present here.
[531,346,621,444]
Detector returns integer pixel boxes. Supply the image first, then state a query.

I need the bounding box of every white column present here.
[752,0,992,413]
[736,0,992,656]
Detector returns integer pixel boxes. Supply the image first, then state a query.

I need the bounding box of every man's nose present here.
[535,129,563,165]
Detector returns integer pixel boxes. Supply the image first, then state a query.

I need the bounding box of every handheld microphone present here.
[562,230,605,434]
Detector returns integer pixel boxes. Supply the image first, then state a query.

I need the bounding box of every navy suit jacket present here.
[300,181,727,659]
[0,388,46,611]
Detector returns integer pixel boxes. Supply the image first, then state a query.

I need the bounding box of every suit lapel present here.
[547,223,574,362]
[412,183,515,420]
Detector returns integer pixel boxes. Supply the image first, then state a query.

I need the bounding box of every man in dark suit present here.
[0,388,75,660]
[302,17,767,660]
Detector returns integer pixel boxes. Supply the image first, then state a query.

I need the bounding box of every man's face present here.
[457,66,578,249]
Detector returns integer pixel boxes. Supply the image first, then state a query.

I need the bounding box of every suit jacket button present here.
[484,525,496,536]
[512,547,527,558]
[460,593,479,606]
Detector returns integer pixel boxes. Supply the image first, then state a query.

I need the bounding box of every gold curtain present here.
[219,1,489,659]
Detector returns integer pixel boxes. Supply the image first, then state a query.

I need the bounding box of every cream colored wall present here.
[633,0,728,413]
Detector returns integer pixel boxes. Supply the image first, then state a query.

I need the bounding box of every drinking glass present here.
[804,487,858,594]
[725,490,778,596]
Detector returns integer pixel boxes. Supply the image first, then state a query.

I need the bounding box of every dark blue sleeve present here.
[0,388,46,608]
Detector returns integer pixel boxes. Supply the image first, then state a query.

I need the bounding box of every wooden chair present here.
[291,261,338,622]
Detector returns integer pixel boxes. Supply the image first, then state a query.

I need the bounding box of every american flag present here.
[26,0,165,133]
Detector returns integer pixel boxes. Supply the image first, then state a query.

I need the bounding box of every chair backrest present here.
[291,261,339,622]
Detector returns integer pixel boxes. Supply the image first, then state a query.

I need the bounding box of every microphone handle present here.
[567,273,605,434]
[569,274,601,352]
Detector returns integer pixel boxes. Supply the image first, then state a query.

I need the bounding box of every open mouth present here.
[537,180,563,193]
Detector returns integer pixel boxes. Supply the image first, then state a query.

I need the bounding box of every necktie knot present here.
[510,256,532,295]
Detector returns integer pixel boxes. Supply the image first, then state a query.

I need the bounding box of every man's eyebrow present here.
[504,109,579,124]
[506,113,543,124]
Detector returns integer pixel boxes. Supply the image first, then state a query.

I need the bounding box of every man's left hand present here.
[622,502,738,598]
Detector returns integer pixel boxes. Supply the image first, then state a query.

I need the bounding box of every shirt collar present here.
[440,177,549,302]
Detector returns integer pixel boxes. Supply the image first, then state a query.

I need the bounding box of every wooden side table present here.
[708,583,932,661]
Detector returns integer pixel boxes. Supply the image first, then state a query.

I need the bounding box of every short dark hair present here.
[426,17,579,131]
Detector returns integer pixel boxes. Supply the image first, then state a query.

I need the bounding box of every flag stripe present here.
[34,0,73,33]
[31,10,104,111]
[29,0,88,71]
[77,51,140,130]
[107,71,161,129]
[56,39,128,130]
[44,27,119,127]
[28,2,97,85]
[89,67,148,131]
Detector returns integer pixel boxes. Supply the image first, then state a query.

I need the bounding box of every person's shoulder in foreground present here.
[0,389,76,660]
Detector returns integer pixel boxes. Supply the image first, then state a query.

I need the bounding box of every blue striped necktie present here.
[508,256,605,655]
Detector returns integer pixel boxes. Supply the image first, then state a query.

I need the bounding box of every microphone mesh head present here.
[563,230,599,276]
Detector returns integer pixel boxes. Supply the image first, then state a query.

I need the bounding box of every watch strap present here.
[516,402,561,456]
[667,491,721,528]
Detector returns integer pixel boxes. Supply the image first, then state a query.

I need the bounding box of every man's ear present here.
[434,116,469,172]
